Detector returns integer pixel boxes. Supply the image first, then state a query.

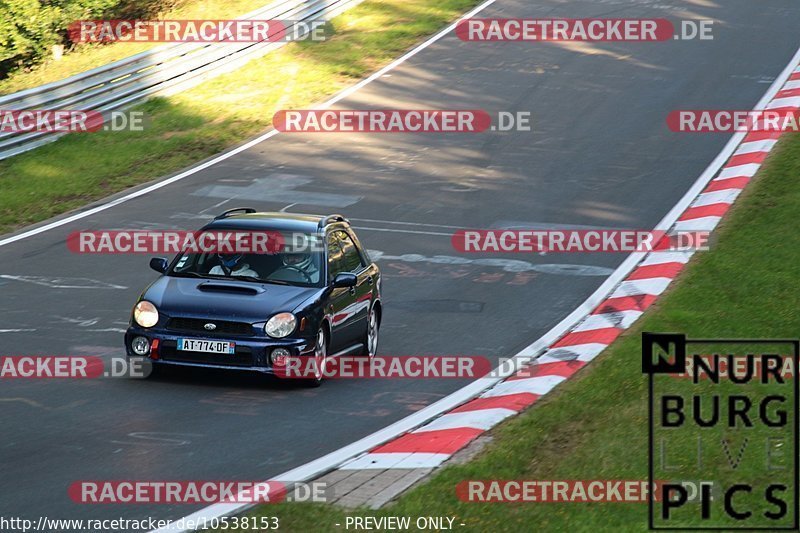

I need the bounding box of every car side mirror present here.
[150,257,168,274]
[332,272,357,288]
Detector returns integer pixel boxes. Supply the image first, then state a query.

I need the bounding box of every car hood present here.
[143,276,323,322]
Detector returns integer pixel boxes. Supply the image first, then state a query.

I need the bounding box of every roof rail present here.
[214,207,257,220]
[318,214,348,228]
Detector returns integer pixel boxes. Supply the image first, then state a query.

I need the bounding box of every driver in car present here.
[270,250,320,283]
[209,253,258,277]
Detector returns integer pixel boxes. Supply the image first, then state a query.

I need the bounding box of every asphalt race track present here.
[1,0,799,525]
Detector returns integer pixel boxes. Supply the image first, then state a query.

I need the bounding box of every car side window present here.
[348,231,371,264]
[327,233,346,281]
[337,231,365,272]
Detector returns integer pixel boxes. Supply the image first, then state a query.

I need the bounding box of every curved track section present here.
[1,0,800,525]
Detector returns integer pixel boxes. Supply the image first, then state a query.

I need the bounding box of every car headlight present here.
[265,313,296,338]
[133,301,159,328]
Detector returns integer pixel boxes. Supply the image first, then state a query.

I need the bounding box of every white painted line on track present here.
[639,251,693,266]
[480,375,567,398]
[735,139,778,155]
[537,343,608,364]
[341,452,450,470]
[414,408,516,432]
[354,226,453,237]
[573,310,643,332]
[673,217,722,233]
[692,188,742,207]
[717,163,761,180]
[349,218,466,229]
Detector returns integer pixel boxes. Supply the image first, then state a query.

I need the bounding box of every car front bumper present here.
[125,326,315,375]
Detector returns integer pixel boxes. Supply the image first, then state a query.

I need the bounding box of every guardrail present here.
[0,0,364,161]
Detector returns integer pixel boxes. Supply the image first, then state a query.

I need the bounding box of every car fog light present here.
[131,336,150,356]
[271,348,291,367]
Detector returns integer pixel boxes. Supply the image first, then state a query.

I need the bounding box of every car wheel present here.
[360,306,379,358]
[302,328,328,387]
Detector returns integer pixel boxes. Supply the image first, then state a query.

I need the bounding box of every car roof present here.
[202,211,347,233]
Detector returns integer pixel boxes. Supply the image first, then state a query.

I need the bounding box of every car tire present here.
[359,306,379,358]
[301,328,328,387]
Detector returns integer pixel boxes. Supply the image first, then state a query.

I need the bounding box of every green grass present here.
[0,0,482,234]
[229,133,800,532]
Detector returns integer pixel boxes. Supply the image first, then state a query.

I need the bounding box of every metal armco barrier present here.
[0,0,364,161]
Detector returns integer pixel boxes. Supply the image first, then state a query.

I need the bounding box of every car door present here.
[337,230,373,341]
[325,231,358,354]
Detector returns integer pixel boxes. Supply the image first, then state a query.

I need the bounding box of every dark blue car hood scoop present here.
[196,281,264,295]
[143,276,321,322]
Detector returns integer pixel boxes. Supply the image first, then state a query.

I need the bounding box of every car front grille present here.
[166,317,253,336]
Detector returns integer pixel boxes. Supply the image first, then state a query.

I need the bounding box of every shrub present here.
[0,0,185,79]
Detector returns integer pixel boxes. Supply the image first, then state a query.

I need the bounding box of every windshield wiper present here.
[262,278,291,286]
[170,271,207,278]
[171,272,292,286]
[170,272,234,281]
[229,275,291,285]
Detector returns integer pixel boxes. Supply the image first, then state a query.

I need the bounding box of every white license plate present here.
[177,338,235,354]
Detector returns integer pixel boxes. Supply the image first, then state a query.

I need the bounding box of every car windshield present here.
[167,231,324,287]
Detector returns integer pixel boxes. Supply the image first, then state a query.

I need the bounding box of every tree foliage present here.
[0,0,184,78]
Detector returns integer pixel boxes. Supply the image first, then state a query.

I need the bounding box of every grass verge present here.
[0,0,481,234]
[230,130,800,532]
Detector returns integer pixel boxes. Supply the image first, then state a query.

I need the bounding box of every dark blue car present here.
[125,209,381,386]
